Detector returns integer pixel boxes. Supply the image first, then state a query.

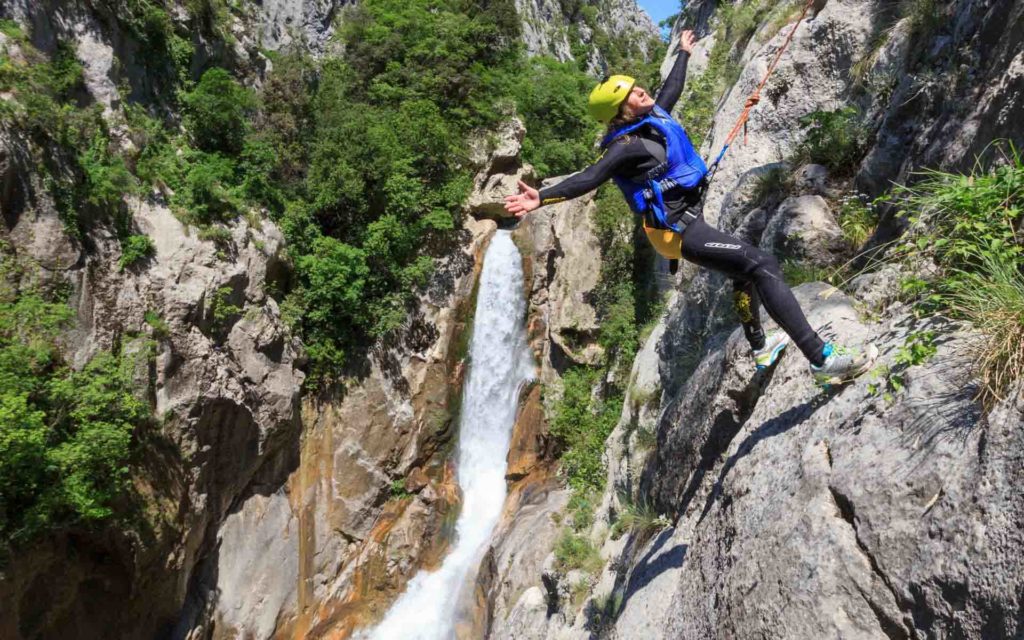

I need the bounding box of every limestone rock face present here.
[858,0,1024,197]
[513,182,604,383]
[695,0,876,229]
[515,0,659,73]
[465,118,534,219]
[625,286,1023,639]
[761,194,844,265]
[256,0,351,55]
[474,1,1024,638]
[0,158,305,640]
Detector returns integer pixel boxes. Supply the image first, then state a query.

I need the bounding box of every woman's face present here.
[623,85,655,117]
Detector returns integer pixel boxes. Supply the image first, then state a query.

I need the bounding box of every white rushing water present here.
[367,230,535,640]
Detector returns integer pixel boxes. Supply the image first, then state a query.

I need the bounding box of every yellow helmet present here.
[588,75,635,123]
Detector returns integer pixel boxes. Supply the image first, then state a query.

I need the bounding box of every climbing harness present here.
[602,105,707,259]
[607,0,817,261]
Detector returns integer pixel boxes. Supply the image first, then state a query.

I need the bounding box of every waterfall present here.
[366,230,535,640]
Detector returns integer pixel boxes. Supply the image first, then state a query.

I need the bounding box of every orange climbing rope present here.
[708,0,817,170]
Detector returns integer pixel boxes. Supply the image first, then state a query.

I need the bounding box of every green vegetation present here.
[609,493,668,540]
[144,310,170,338]
[210,286,241,333]
[885,144,1023,406]
[550,368,621,494]
[119,234,156,270]
[554,528,603,573]
[512,57,600,176]
[781,259,836,286]
[795,107,868,175]
[389,478,411,499]
[0,288,150,544]
[835,193,878,247]
[3,0,662,385]
[868,330,937,400]
[182,67,255,155]
[945,255,1024,406]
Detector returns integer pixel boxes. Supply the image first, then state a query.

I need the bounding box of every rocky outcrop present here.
[617,285,1022,639]
[177,184,501,640]
[476,1,1024,638]
[761,194,844,265]
[0,130,305,639]
[515,0,660,74]
[695,0,876,229]
[513,180,604,386]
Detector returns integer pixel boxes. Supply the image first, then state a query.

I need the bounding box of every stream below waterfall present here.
[364,230,535,640]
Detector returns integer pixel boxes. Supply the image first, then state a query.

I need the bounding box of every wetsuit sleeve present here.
[654,49,690,112]
[537,140,646,205]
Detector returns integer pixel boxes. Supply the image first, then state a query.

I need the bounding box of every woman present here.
[504,30,877,384]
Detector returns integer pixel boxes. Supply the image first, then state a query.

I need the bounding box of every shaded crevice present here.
[828,486,912,640]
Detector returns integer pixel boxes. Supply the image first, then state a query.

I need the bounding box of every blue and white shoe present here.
[810,342,879,385]
[752,331,789,370]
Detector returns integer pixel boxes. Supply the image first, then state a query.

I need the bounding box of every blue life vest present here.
[602,105,708,232]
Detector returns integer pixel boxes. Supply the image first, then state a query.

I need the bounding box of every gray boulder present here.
[762,195,845,265]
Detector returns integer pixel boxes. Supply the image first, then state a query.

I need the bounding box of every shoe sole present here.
[755,338,790,370]
[814,344,879,386]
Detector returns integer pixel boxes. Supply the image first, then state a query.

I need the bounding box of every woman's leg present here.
[733,280,766,350]
[680,217,826,366]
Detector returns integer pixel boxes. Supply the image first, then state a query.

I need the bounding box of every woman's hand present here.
[679,29,696,54]
[504,180,541,218]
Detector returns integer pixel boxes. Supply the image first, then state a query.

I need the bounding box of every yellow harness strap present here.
[642,218,683,259]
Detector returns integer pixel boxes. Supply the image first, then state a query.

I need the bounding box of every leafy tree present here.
[181,68,255,154]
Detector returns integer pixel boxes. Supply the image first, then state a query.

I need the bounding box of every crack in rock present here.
[828,485,912,640]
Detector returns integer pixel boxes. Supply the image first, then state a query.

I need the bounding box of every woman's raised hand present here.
[680,29,696,54]
[503,180,541,218]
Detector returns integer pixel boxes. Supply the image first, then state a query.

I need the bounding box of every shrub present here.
[795,107,868,175]
[554,529,603,574]
[210,286,241,331]
[176,151,242,224]
[119,234,155,270]
[610,494,668,540]
[887,143,1024,406]
[835,193,878,247]
[513,57,599,177]
[143,310,170,338]
[550,368,621,493]
[181,68,255,154]
[0,292,148,543]
[946,254,1024,407]
[389,478,411,498]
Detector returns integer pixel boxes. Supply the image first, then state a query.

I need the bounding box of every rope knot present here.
[745,93,761,109]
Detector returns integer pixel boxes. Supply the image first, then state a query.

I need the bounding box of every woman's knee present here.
[750,250,781,276]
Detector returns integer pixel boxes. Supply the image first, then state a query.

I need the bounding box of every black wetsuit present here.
[537,50,827,365]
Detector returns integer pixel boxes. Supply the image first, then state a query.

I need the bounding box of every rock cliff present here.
[0,0,653,637]
[477,0,1024,638]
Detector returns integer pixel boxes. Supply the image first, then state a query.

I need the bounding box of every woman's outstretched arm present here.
[655,30,697,112]
[504,139,646,217]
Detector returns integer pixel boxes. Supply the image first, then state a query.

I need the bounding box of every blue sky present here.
[636,0,682,29]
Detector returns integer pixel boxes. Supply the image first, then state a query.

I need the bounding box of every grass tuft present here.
[947,254,1024,408]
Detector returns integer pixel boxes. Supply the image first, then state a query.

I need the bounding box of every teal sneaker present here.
[752,331,789,370]
[810,342,879,386]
